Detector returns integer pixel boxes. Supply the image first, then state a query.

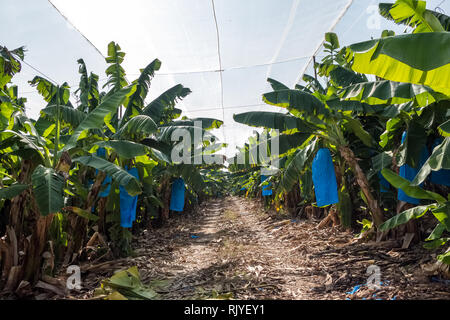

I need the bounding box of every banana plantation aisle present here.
[62,196,449,300]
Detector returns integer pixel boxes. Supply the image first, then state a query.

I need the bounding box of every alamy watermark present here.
[66,265,81,290]
[366,264,381,290]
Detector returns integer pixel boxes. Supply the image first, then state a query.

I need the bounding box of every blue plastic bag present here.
[312,148,339,207]
[261,175,272,196]
[119,167,139,228]
[430,138,450,186]
[398,131,429,204]
[96,147,107,158]
[170,178,185,212]
[98,175,112,198]
[96,147,111,198]
[378,171,390,193]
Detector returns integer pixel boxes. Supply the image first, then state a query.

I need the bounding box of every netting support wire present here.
[435,0,446,12]
[20,59,58,85]
[48,0,132,119]
[211,0,226,145]
[294,0,354,86]
[47,0,105,60]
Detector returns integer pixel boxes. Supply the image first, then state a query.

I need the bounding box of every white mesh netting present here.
[1,0,448,156]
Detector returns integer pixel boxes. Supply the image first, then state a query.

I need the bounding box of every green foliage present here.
[95,140,149,159]
[104,41,128,92]
[379,1,447,33]
[95,266,159,300]
[381,168,446,203]
[345,32,450,95]
[0,183,28,199]
[31,165,65,216]
[1,0,449,285]
[142,84,191,124]
[379,204,432,231]
[233,111,312,132]
[73,155,142,196]
[64,86,134,150]
[263,89,329,117]
[412,137,450,185]
[122,58,161,122]
[0,45,25,87]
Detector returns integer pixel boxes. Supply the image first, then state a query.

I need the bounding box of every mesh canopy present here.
[1,0,449,156]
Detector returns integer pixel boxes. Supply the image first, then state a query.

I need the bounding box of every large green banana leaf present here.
[302,74,326,94]
[122,58,162,121]
[379,1,447,32]
[247,132,313,158]
[439,120,450,137]
[280,139,318,191]
[116,115,158,138]
[76,59,90,109]
[267,78,289,91]
[73,155,141,196]
[0,183,28,200]
[379,204,434,231]
[142,84,191,124]
[157,125,214,145]
[326,98,414,118]
[103,41,128,92]
[64,86,133,150]
[263,89,329,116]
[0,45,24,87]
[233,111,312,132]
[75,59,100,112]
[371,151,393,173]
[140,138,172,157]
[2,127,50,166]
[95,140,149,159]
[345,32,450,95]
[31,165,65,216]
[327,65,367,88]
[29,76,70,105]
[398,120,427,168]
[339,80,441,106]
[169,118,224,130]
[412,137,450,185]
[42,105,87,127]
[0,98,16,131]
[381,168,446,203]
[431,203,450,231]
[343,116,376,147]
[98,266,158,300]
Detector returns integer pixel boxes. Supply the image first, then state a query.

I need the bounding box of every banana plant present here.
[234,76,386,227]
[344,0,450,95]
[380,167,450,263]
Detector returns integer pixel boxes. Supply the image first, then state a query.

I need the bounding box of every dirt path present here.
[75,196,450,300]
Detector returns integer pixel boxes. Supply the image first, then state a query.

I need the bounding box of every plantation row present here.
[0,0,449,297]
[228,1,449,269]
[0,40,229,292]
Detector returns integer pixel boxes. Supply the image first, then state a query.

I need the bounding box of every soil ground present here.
[66,196,450,300]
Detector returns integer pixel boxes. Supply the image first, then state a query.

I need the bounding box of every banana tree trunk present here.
[285,183,300,216]
[64,171,106,265]
[97,197,107,235]
[160,178,171,224]
[22,211,54,284]
[9,160,33,237]
[0,160,34,291]
[339,146,384,227]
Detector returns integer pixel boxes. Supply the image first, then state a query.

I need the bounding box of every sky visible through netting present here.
[1,0,448,157]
